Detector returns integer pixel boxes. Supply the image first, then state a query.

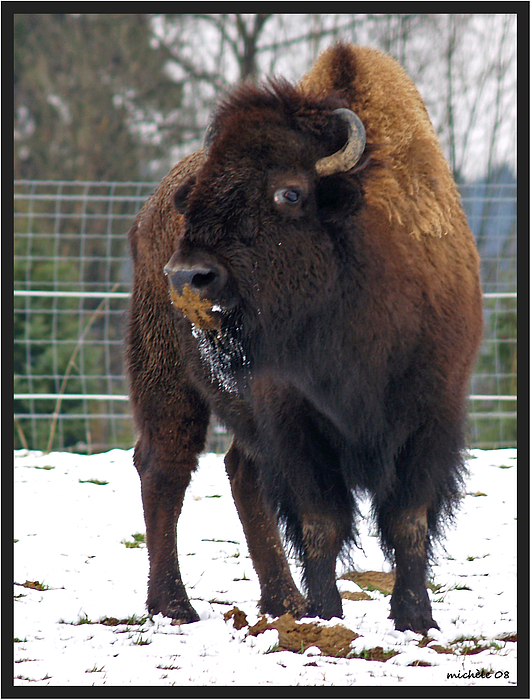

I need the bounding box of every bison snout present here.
[164,256,228,301]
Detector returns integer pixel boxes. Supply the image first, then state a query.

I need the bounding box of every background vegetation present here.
[14,13,516,183]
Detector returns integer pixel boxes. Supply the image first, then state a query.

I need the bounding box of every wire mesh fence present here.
[14,179,516,453]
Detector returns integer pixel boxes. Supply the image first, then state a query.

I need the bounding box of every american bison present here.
[126,43,483,634]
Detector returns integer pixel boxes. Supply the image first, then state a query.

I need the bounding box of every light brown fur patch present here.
[299,45,463,239]
[392,505,428,556]
[301,514,340,558]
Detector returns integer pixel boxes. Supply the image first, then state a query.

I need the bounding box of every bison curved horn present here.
[315,108,366,177]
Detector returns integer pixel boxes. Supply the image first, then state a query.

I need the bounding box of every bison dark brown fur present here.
[126,44,483,634]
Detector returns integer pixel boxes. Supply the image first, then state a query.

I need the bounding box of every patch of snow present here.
[12,448,518,688]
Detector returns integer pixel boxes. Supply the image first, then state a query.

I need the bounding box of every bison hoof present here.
[148,599,200,624]
[392,613,439,636]
[306,599,343,621]
[260,589,308,619]
[390,589,439,635]
[306,588,343,620]
[390,602,439,635]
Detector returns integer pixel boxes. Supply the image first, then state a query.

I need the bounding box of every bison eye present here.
[273,187,302,206]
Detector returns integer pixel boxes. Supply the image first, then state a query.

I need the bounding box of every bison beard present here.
[126,43,483,635]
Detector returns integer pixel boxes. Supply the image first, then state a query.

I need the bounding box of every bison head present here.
[164,82,367,386]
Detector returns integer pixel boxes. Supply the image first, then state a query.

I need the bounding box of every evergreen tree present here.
[14,14,184,181]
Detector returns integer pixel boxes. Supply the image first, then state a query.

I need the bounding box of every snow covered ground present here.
[13,447,518,689]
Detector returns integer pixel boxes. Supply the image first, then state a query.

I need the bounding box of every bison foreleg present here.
[134,431,204,624]
[383,504,439,634]
[225,443,307,618]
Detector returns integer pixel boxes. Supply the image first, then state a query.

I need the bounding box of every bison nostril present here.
[191,269,217,290]
[164,262,226,299]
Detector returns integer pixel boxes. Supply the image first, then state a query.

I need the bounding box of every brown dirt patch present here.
[341,590,372,601]
[226,609,359,657]
[349,646,400,662]
[18,580,49,591]
[270,614,359,657]
[498,633,517,643]
[339,570,396,595]
[223,607,249,630]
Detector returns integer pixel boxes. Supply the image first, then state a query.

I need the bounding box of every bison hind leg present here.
[377,502,439,635]
[298,511,354,620]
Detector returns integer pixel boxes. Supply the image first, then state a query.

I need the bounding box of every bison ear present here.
[173,176,196,214]
[316,174,363,221]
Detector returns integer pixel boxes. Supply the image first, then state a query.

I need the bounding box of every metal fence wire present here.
[14,179,516,453]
